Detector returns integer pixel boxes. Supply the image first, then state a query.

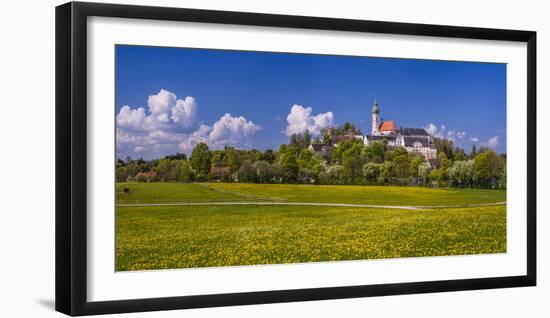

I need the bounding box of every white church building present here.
[363,98,437,160]
[309,98,438,161]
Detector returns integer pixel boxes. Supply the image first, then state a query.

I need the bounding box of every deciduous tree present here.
[363,162,381,182]
[474,150,505,187]
[190,142,211,180]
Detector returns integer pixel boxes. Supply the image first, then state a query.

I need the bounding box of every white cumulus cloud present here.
[171,96,197,128]
[134,146,146,153]
[116,89,262,158]
[426,124,468,142]
[284,104,334,136]
[116,89,198,132]
[177,124,212,153]
[117,90,497,158]
[447,130,455,140]
[446,130,466,141]
[177,114,262,153]
[148,89,176,115]
[116,106,146,130]
[424,123,446,138]
[487,136,499,148]
[209,113,262,145]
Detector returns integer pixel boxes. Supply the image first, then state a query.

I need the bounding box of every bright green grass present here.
[116,182,506,206]
[116,204,506,271]
[116,182,240,204]
[115,182,506,271]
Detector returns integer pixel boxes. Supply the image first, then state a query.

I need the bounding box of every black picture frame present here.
[55,1,537,316]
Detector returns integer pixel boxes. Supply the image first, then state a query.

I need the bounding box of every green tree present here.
[429,168,441,185]
[167,162,183,181]
[418,162,431,181]
[116,166,129,182]
[190,142,211,180]
[254,160,271,183]
[327,165,344,183]
[342,142,364,182]
[379,161,394,180]
[477,146,490,154]
[289,134,299,148]
[343,122,352,132]
[434,137,455,160]
[322,131,332,145]
[362,142,384,163]
[289,132,312,150]
[362,162,381,182]
[382,137,389,151]
[308,156,323,182]
[298,167,314,183]
[261,149,276,163]
[438,152,452,181]
[269,163,283,183]
[386,146,408,161]
[409,156,423,178]
[123,161,140,179]
[474,150,505,187]
[279,151,299,182]
[448,159,475,186]
[237,160,256,182]
[303,130,311,148]
[163,153,187,160]
[392,154,411,179]
[246,149,263,162]
[157,158,185,181]
[224,146,240,174]
[454,148,467,161]
[332,138,363,165]
[297,148,313,169]
[210,150,225,167]
[179,161,195,182]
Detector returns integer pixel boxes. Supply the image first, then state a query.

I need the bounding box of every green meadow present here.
[116,182,506,206]
[115,183,506,271]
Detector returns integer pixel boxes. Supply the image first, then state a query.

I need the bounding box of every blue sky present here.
[115,45,506,159]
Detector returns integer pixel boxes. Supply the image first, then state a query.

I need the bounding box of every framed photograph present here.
[56,1,536,316]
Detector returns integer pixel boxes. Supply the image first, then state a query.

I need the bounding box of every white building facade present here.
[363,98,437,160]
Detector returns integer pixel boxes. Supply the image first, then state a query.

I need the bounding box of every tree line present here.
[116,127,506,189]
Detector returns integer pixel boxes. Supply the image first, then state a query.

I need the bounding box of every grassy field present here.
[115,182,506,271]
[116,182,506,206]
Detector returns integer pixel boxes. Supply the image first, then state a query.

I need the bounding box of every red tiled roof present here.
[210,166,230,176]
[379,120,397,132]
[137,171,157,178]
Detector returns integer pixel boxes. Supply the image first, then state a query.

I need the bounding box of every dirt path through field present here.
[116,201,506,211]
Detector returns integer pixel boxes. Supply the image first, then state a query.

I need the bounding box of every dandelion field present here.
[116,182,506,206]
[115,183,506,271]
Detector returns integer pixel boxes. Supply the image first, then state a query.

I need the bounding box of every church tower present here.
[371,97,380,135]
